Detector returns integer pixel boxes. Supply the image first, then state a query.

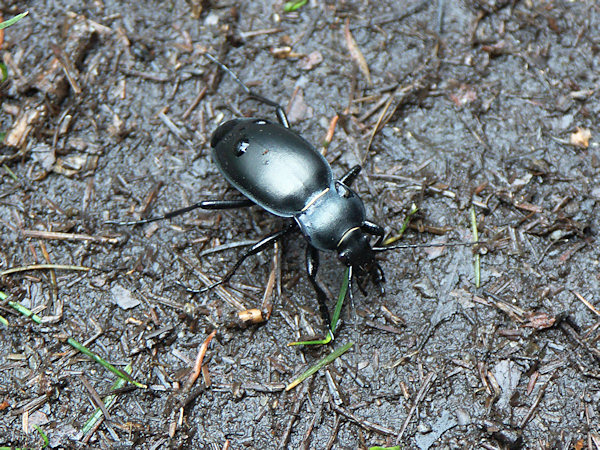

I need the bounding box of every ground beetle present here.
[112,54,470,328]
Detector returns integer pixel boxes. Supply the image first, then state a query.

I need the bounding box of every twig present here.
[21,229,121,244]
[197,240,255,258]
[79,375,112,421]
[324,414,341,450]
[182,85,208,120]
[397,372,437,442]
[362,93,394,164]
[239,28,282,39]
[0,264,92,276]
[279,385,308,448]
[184,330,217,391]
[519,371,556,428]
[157,111,194,151]
[331,403,396,436]
[572,291,600,318]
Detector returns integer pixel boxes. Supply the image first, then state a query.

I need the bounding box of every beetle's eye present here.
[235,138,250,157]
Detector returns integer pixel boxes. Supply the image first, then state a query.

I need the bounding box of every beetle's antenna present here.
[204,53,290,128]
[205,53,252,96]
[372,241,484,252]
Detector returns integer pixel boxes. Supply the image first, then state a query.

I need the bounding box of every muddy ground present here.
[1,0,599,448]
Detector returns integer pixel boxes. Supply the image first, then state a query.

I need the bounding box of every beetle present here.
[112,54,472,328]
[207,54,393,327]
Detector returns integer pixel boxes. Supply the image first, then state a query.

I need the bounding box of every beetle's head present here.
[210,119,243,148]
[337,228,384,292]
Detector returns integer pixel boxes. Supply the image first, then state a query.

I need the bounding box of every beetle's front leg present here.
[362,220,385,246]
[339,165,362,187]
[305,245,332,329]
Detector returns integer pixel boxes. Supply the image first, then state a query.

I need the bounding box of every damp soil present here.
[1,1,599,448]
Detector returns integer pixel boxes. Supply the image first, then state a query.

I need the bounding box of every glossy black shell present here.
[211,119,332,217]
[295,182,366,251]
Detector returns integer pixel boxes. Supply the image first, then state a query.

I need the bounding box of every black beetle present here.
[111,54,472,328]
[205,54,391,328]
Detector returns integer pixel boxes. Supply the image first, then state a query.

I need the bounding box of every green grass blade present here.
[283,0,308,12]
[288,267,350,346]
[330,266,349,333]
[383,203,418,246]
[81,364,132,435]
[67,338,147,389]
[0,11,29,29]
[286,342,353,390]
[8,301,42,324]
[33,425,49,448]
[0,62,7,82]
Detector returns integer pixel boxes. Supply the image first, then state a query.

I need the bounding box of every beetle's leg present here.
[372,262,385,294]
[186,223,294,293]
[106,199,254,226]
[362,220,385,246]
[247,93,290,130]
[205,53,290,129]
[305,245,332,329]
[347,265,354,303]
[339,165,362,187]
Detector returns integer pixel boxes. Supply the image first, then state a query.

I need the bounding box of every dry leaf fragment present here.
[449,84,477,107]
[344,18,371,85]
[423,237,448,260]
[287,88,313,123]
[4,105,46,148]
[570,126,591,148]
[298,51,323,70]
[523,311,555,330]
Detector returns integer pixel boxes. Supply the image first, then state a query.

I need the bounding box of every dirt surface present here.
[1,1,599,448]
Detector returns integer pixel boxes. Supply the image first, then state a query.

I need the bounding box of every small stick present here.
[184,330,217,391]
[21,229,121,244]
[572,290,600,318]
[0,264,92,276]
[397,372,437,442]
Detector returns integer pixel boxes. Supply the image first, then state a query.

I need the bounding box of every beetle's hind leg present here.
[305,245,333,329]
[205,53,290,129]
[106,198,255,226]
[184,222,295,294]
